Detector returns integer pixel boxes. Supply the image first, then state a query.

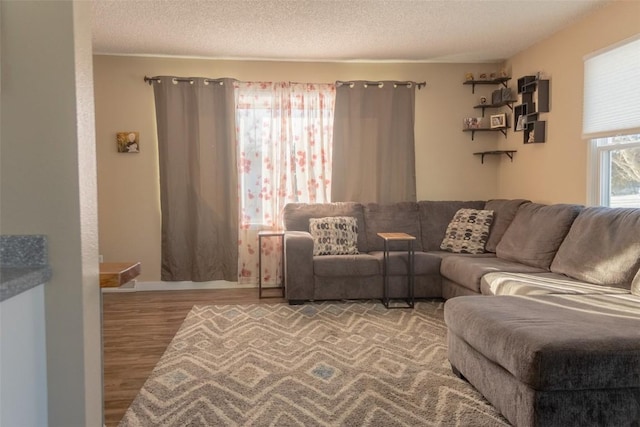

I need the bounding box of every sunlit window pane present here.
[609,145,640,208]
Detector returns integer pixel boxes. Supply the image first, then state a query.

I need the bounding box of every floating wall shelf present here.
[463,128,507,141]
[514,76,549,144]
[463,77,511,94]
[473,150,517,164]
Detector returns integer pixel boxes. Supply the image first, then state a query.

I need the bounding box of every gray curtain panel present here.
[331,81,417,203]
[152,77,238,281]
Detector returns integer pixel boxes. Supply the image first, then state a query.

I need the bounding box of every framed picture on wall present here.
[490,114,506,129]
[117,131,140,153]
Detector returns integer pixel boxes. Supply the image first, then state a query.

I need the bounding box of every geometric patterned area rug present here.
[119,301,509,426]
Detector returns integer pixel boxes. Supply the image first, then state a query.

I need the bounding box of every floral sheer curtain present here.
[235,82,335,285]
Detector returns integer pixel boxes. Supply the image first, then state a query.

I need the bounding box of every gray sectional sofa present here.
[282,199,640,427]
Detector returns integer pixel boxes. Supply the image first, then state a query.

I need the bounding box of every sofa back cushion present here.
[418,200,486,251]
[363,202,422,251]
[484,199,530,252]
[550,207,640,289]
[496,203,583,269]
[283,203,368,252]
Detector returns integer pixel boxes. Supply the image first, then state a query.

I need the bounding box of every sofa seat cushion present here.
[496,203,583,269]
[440,256,546,293]
[368,251,441,276]
[445,294,640,390]
[550,207,640,290]
[481,272,632,296]
[313,254,379,277]
[425,250,496,260]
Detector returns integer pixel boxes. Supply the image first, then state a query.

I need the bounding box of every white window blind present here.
[583,36,640,139]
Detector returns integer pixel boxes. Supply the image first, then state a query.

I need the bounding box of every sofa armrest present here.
[284,231,315,302]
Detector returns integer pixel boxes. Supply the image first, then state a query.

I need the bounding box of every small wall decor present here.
[463,117,483,129]
[465,72,474,81]
[117,131,140,153]
[480,96,487,105]
[501,87,514,102]
[491,89,502,105]
[490,113,506,129]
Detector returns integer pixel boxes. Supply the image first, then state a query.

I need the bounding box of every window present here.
[590,135,640,207]
[235,82,335,284]
[584,36,640,207]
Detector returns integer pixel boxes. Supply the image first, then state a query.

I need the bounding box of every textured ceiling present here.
[92,0,607,62]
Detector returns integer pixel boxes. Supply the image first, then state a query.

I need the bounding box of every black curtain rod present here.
[144,76,425,89]
[144,76,227,85]
[336,80,426,89]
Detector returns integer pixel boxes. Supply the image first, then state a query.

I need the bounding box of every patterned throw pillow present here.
[440,209,494,254]
[309,216,359,256]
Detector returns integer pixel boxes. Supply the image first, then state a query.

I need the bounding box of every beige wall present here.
[1,1,102,425]
[497,1,640,204]
[94,57,505,281]
[94,2,640,283]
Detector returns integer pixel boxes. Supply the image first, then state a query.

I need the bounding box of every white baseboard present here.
[101,280,258,293]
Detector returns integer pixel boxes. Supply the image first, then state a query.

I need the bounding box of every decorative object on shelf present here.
[463,117,483,129]
[480,96,487,105]
[117,131,140,153]
[499,69,509,78]
[465,72,474,81]
[501,88,514,102]
[491,89,502,105]
[478,73,488,80]
[490,113,507,129]
[515,75,549,143]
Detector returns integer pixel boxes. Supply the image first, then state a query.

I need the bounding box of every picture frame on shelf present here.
[490,113,507,129]
[515,115,525,131]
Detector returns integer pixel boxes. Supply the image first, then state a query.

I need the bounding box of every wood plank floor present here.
[102,288,285,427]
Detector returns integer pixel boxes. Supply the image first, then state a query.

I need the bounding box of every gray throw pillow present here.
[309,216,359,256]
[440,208,494,254]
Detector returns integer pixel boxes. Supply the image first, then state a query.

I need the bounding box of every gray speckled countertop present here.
[0,235,52,302]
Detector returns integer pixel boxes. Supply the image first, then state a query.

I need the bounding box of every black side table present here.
[258,231,285,298]
[377,232,415,309]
